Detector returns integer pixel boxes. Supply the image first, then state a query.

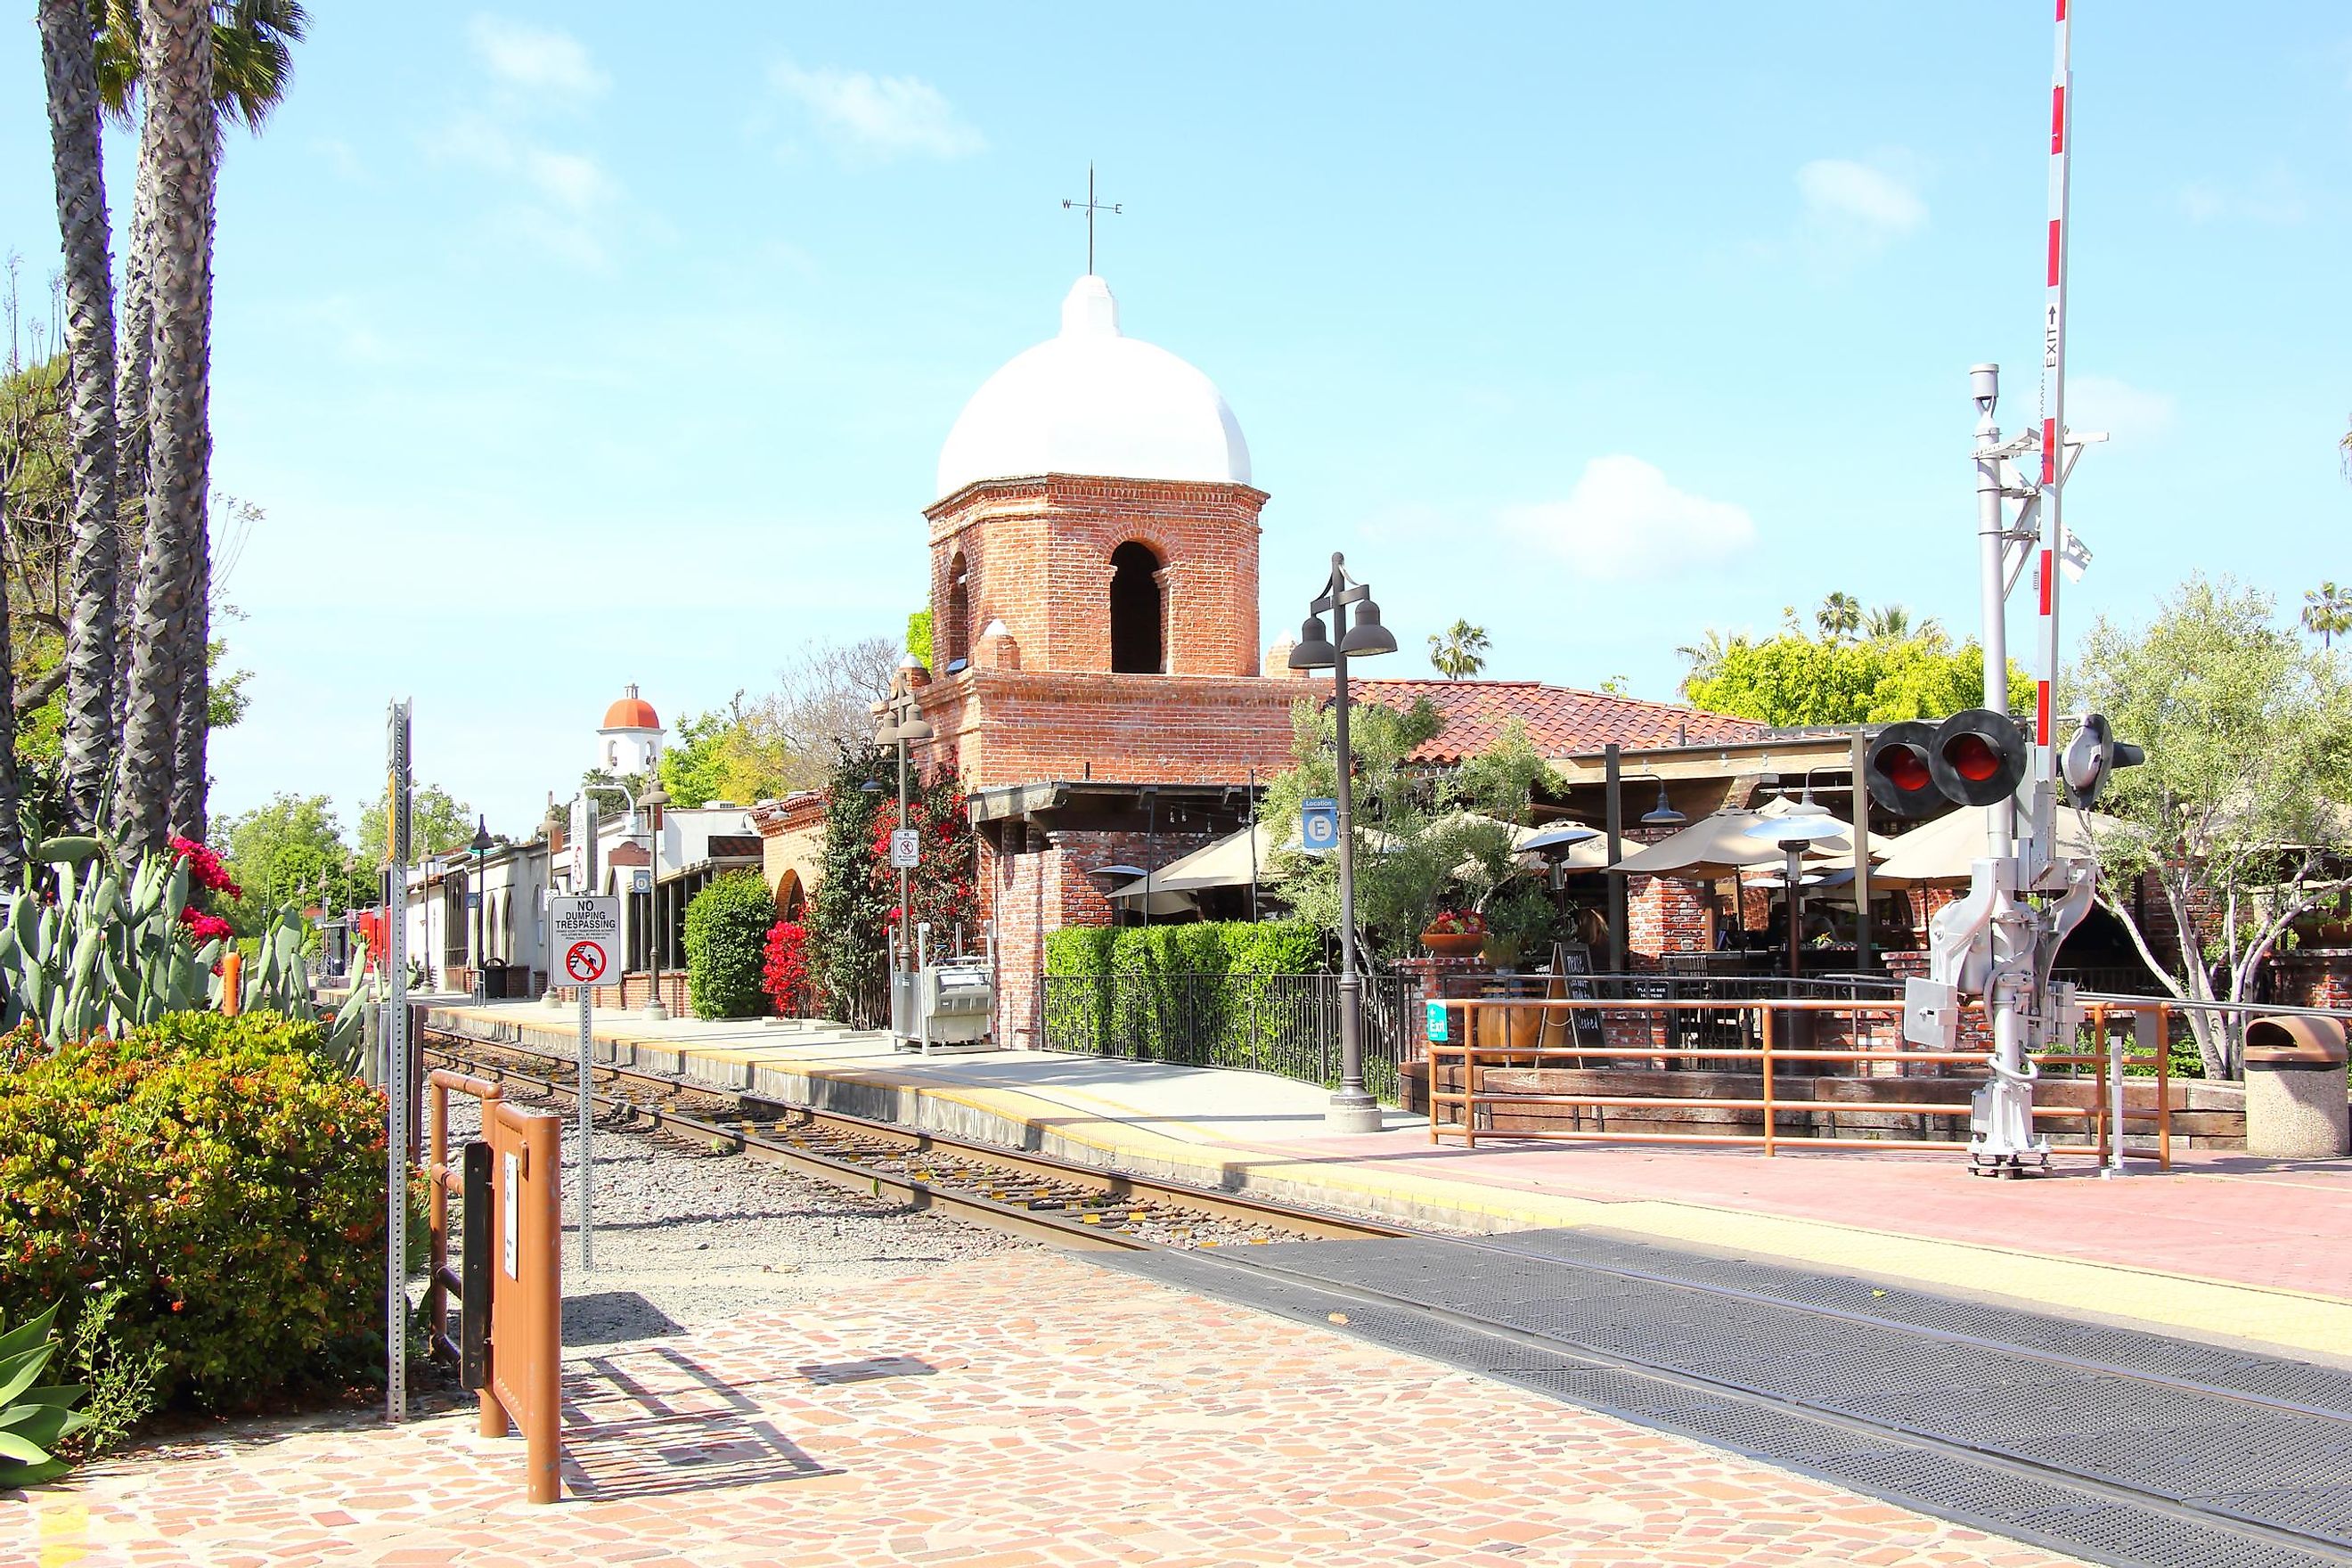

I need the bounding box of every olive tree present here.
[2070,576,2352,1076]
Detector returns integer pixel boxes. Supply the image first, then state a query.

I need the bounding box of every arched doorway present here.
[944,552,971,670]
[1109,542,1164,674]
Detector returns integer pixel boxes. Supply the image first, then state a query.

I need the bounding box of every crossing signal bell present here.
[1865,709,2032,819]
[2061,712,2144,808]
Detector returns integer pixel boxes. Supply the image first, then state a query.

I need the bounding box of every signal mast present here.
[1866,2,2137,1176]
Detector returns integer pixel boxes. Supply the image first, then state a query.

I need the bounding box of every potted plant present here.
[1480,882,1556,969]
[1420,907,1489,958]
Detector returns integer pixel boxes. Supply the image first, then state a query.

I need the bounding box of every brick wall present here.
[984,822,1217,1049]
[911,668,1302,793]
[926,474,1266,678]
[1625,875,1715,965]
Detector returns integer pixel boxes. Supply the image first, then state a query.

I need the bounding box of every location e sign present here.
[551,895,621,988]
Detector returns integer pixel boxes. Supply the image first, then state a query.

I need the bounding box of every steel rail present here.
[419,1033,1407,1250]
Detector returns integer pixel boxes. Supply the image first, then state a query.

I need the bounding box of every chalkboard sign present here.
[1550,942,1604,1047]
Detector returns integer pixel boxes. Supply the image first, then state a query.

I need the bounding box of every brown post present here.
[1760,1008,1776,1156]
[2155,1004,2172,1170]
[488,1104,564,1504]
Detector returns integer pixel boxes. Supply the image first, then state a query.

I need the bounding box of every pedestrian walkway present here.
[429,1002,2352,1360]
[20,1252,2090,1567]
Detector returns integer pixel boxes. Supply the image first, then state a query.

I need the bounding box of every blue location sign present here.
[1425,999,1449,1042]
[1300,797,1341,854]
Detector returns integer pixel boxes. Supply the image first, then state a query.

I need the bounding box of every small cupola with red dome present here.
[597,682,663,776]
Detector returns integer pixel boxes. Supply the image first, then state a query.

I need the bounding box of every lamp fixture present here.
[1288,616,1336,670]
[1639,783,1686,828]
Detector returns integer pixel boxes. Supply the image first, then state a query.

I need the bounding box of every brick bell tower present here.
[923,274,1265,682]
[902,272,1302,1048]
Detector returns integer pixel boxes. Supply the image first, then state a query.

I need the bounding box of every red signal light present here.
[1883,745,1931,794]
[1942,732,2001,784]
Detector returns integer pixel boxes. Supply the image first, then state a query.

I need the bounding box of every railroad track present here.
[422,1027,2352,1568]
[419,1032,1407,1253]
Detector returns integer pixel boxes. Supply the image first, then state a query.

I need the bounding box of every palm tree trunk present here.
[117,0,216,859]
[37,0,122,837]
[110,123,159,776]
[0,493,28,886]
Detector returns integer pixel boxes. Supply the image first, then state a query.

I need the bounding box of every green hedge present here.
[683,870,777,1019]
[1042,921,1327,1066]
[0,1010,387,1412]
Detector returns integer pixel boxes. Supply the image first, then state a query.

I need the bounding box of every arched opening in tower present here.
[944,553,971,669]
[1109,542,1164,674]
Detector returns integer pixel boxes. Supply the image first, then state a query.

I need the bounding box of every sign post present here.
[550,893,619,1270]
[382,699,413,1422]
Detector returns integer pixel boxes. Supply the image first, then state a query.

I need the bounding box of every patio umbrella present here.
[1873,804,2131,886]
[1612,809,1850,881]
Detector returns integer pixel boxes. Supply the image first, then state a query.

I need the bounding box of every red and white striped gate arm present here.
[2036,0,2073,778]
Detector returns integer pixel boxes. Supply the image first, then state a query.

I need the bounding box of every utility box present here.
[910,962,993,1049]
[2243,1016,2349,1161]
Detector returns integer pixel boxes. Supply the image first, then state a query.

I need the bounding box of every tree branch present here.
[12,661,66,717]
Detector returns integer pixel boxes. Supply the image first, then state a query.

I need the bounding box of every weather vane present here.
[1061,162,1120,276]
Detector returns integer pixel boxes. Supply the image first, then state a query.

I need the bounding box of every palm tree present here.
[115,0,218,857]
[1426,620,1490,680]
[2304,582,2352,650]
[37,0,122,835]
[1862,603,1946,643]
[1673,627,1746,697]
[96,0,305,851]
[1815,592,1862,642]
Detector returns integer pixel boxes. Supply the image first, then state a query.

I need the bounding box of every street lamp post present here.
[469,816,493,1001]
[1286,551,1398,1135]
[873,686,935,1041]
[640,780,672,1020]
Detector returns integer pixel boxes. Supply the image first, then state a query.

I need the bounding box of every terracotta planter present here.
[1420,930,1486,958]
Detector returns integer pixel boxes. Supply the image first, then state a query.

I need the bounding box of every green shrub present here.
[0,1010,387,1412]
[1043,921,1327,1067]
[683,870,777,1019]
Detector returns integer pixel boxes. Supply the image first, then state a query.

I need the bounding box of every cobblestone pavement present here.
[13,1253,2089,1568]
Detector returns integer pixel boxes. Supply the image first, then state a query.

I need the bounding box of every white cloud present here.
[424,114,618,266]
[1500,457,1756,581]
[769,57,984,160]
[2067,374,2177,442]
[467,15,608,102]
[2179,169,2308,225]
[1797,158,1927,237]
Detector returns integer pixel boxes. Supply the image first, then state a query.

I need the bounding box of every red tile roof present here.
[1347,679,1766,764]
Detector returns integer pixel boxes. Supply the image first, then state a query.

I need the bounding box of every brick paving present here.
[12,1253,2089,1568]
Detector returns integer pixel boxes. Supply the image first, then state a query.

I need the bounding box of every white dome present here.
[935,275,1251,501]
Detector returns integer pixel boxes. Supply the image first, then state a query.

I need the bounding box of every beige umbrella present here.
[1873,804,2131,886]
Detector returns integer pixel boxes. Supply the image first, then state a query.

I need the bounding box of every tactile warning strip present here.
[1107,1245,2350,1568]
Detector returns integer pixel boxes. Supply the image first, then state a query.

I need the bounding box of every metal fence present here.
[1042,970,1421,1103]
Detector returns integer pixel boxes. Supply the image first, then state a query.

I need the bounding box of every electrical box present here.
[909,962,993,1049]
[1903,976,1960,1049]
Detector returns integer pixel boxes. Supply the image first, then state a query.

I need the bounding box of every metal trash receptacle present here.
[2243,1016,2349,1160]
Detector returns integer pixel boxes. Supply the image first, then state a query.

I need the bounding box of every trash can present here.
[2243,1016,2349,1160]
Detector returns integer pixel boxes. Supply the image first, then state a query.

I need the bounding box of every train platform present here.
[19,1251,2095,1567]
[425,1001,2352,1361]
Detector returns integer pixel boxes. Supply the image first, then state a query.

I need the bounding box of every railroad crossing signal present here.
[1864,709,2034,819]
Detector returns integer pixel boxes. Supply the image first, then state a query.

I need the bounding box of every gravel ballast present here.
[435,1094,1036,1350]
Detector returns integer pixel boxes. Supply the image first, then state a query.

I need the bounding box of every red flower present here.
[178,906,235,944]
[168,837,243,898]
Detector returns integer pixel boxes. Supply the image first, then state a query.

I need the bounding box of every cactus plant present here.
[0,844,369,1069]
[0,1302,91,1487]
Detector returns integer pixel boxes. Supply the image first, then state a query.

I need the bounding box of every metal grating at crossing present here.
[1106,1239,2352,1568]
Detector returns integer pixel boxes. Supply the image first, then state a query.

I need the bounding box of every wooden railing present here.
[1426,996,2169,1167]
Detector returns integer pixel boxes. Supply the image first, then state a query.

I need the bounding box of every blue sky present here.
[4,3,2348,840]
